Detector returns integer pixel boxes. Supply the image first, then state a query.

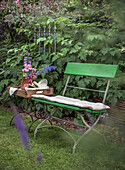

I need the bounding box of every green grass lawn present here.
[0,108,125,170]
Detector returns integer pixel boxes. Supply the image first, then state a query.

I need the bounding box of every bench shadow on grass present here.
[27,117,125,169]
[26,106,125,170]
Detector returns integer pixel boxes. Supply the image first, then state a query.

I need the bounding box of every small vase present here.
[20,78,33,90]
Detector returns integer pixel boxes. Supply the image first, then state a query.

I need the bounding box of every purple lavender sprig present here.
[14,114,43,165]
[36,153,42,164]
[11,102,42,165]
[14,114,31,150]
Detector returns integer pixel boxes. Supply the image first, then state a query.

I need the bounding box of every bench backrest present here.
[64,62,118,78]
[63,62,119,103]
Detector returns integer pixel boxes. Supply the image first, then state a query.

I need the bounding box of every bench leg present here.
[76,112,107,146]
[28,118,39,133]
[35,124,77,154]
[34,104,60,137]
[34,115,51,138]
[33,105,107,153]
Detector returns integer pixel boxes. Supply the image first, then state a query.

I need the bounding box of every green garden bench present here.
[31,62,119,153]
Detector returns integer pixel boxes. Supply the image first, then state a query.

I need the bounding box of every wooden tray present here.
[7,86,53,98]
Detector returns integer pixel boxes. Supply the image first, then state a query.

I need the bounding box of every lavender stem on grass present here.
[14,114,31,150]
[10,102,42,165]
[10,102,31,150]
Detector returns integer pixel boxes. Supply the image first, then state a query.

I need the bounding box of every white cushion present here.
[32,95,110,111]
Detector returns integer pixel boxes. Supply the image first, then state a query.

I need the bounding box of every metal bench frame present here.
[31,62,119,153]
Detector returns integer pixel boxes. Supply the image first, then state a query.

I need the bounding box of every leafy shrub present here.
[0,0,125,111]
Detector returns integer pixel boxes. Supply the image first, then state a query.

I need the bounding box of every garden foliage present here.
[0,0,125,112]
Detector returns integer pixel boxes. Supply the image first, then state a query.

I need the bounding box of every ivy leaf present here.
[97,81,103,88]
[90,77,96,87]
[84,78,91,85]
[77,80,85,87]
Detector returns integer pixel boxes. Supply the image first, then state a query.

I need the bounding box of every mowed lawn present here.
[0,108,125,170]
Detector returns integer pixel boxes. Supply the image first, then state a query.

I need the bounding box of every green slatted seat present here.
[31,98,106,113]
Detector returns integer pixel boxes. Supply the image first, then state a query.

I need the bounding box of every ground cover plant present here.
[0,108,125,170]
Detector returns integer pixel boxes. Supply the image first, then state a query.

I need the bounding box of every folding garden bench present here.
[31,62,119,153]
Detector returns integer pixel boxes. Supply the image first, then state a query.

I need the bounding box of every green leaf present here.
[52,54,62,62]
[87,34,105,41]
[61,39,68,45]
[84,78,91,85]
[7,49,14,53]
[90,77,96,87]
[1,79,10,87]
[60,48,69,55]
[33,61,39,67]
[77,80,85,87]
[47,18,55,24]
[87,35,95,41]
[44,38,53,47]
[69,48,78,54]
[0,70,4,75]
[97,81,103,88]
[101,48,111,55]
[77,42,83,46]
[21,44,28,50]
[16,28,21,32]
[4,70,10,79]
[6,58,12,64]
[74,44,81,50]
[37,38,46,44]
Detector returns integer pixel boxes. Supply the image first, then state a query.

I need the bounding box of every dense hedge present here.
[0,0,125,112]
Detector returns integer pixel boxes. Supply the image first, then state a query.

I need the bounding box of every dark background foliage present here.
[0,0,125,112]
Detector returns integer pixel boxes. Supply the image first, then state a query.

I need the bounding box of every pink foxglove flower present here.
[15,0,19,4]
[20,14,23,18]
[25,6,29,10]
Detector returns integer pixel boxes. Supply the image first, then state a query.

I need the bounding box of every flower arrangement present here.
[21,53,56,86]
[22,53,37,82]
